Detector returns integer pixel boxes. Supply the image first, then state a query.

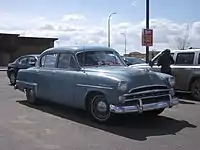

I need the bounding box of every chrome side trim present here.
[110,97,179,114]
[76,84,113,90]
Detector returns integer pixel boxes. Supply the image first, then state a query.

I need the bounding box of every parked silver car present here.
[14,46,179,122]
[131,49,200,100]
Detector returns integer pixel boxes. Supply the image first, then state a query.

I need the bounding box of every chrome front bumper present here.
[110,96,179,114]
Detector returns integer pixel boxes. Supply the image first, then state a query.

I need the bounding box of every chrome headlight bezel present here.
[118,81,128,92]
[168,77,175,87]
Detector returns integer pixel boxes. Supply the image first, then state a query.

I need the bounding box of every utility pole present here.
[145,0,150,63]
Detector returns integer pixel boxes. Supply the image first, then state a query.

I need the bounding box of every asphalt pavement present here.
[0,71,199,150]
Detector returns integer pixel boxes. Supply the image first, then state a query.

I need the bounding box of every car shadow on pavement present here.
[17,100,197,141]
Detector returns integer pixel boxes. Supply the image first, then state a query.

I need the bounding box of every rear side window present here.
[41,54,58,68]
[175,52,195,65]
[198,54,200,64]
[27,57,37,64]
[57,53,77,69]
[18,57,28,65]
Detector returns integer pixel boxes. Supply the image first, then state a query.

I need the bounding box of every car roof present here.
[42,46,117,54]
[25,54,40,57]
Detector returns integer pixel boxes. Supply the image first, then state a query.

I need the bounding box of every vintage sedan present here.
[14,46,179,122]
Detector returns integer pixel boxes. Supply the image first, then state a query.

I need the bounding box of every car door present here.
[172,52,195,91]
[50,52,77,106]
[36,53,58,101]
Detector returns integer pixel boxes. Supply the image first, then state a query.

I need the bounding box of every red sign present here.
[142,29,153,46]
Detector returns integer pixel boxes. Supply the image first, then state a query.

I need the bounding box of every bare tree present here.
[175,24,191,50]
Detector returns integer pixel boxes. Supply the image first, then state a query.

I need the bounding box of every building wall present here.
[12,42,54,61]
[0,52,10,66]
[0,33,57,66]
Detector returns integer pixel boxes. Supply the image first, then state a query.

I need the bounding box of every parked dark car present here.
[122,56,145,66]
[7,54,39,85]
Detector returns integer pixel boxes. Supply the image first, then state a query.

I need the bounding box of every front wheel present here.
[88,94,111,122]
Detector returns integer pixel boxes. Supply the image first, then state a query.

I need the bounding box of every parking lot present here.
[0,71,200,150]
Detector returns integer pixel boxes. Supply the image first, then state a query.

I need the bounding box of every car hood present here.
[83,66,168,88]
[129,63,150,68]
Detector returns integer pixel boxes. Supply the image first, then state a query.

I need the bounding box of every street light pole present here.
[145,0,150,63]
[108,12,116,47]
[121,33,127,55]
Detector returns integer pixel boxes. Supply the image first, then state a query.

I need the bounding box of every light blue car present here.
[15,46,179,122]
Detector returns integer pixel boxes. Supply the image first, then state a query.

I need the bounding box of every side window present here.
[40,54,58,68]
[27,57,37,65]
[57,53,77,69]
[18,57,28,65]
[175,52,195,65]
[198,54,200,65]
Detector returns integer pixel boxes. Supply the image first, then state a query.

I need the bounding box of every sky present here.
[0,0,200,54]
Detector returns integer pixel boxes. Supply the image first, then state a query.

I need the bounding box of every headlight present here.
[168,77,175,87]
[118,81,128,91]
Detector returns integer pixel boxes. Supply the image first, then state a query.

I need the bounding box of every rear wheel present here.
[88,94,111,122]
[9,72,16,85]
[26,88,38,104]
[191,79,200,101]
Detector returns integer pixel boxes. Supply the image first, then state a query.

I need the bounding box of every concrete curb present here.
[0,68,7,71]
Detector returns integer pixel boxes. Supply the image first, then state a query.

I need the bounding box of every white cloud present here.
[131,0,137,7]
[0,13,200,54]
[61,14,87,22]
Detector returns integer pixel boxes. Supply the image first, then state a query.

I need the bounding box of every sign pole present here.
[145,0,150,63]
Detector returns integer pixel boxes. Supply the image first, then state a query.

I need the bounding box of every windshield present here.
[76,51,125,67]
[123,57,145,64]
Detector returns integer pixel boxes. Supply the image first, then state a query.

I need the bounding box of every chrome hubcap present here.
[97,101,107,112]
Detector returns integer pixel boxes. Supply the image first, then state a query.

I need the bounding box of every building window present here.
[176,52,195,65]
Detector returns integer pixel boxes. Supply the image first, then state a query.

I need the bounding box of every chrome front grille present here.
[122,85,170,105]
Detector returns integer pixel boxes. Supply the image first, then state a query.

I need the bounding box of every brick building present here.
[0,33,58,66]
[124,50,161,60]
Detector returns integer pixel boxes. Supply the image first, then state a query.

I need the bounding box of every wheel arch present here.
[189,76,200,90]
